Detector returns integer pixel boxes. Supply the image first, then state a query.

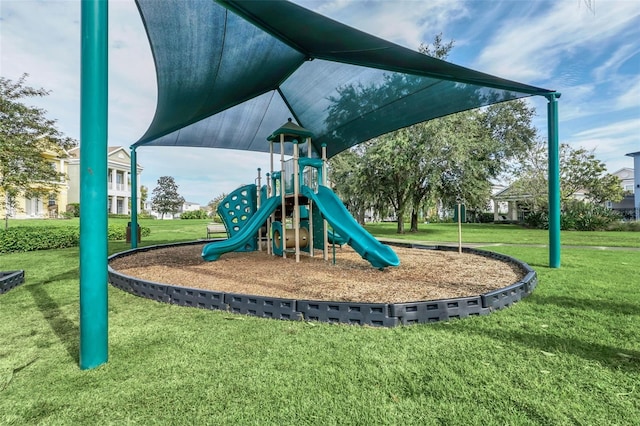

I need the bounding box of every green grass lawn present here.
[0,219,638,424]
[365,221,640,247]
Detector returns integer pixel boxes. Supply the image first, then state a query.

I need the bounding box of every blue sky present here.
[1,0,639,205]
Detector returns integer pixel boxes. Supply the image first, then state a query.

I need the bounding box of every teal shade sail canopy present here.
[133,0,554,158]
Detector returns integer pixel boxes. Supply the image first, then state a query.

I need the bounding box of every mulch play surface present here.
[110,243,525,304]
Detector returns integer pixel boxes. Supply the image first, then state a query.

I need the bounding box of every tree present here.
[328,34,456,233]
[418,32,454,58]
[327,147,372,224]
[360,134,414,233]
[511,141,623,211]
[1,74,77,228]
[207,192,228,220]
[151,176,185,219]
[329,100,537,233]
[437,100,539,215]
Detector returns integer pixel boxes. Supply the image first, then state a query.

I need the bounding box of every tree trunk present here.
[356,207,365,225]
[394,194,407,233]
[410,210,419,232]
[396,205,405,234]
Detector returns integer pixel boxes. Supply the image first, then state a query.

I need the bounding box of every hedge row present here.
[0,225,151,254]
[180,210,210,219]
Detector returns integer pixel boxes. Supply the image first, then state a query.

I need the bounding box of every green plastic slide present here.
[201,196,279,261]
[301,185,399,268]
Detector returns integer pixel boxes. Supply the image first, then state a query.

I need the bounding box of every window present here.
[26,197,42,216]
[116,172,125,190]
[48,194,57,206]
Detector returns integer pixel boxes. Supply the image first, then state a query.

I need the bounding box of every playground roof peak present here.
[133,0,554,158]
[268,118,314,143]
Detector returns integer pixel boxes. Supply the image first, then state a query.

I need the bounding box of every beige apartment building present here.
[2,146,142,219]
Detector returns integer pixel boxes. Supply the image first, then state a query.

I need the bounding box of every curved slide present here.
[301,185,400,269]
[202,196,280,261]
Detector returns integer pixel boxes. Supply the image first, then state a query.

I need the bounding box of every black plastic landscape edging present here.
[0,270,25,294]
[107,241,537,327]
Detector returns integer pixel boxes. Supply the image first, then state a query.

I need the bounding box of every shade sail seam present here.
[216,0,313,58]
[275,57,311,89]
[308,54,550,96]
[276,88,303,129]
[248,91,278,151]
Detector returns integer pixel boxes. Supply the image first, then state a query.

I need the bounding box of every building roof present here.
[67,146,143,170]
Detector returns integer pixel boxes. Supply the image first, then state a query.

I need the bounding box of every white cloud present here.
[614,75,640,110]
[139,148,273,204]
[566,118,640,169]
[545,74,639,124]
[107,1,157,144]
[592,43,640,81]
[572,119,640,140]
[294,0,468,49]
[1,0,156,144]
[554,83,598,121]
[474,1,640,85]
[1,1,81,138]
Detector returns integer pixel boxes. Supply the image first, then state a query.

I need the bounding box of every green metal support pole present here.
[79,0,108,370]
[546,93,561,268]
[130,147,138,249]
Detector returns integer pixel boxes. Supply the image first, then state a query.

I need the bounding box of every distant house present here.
[608,168,635,216]
[146,201,201,219]
[623,151,640,220]
[493,166,636,222]
[181,201,201,213]
[491,184,591,222]
[67,146,143,216]
[611,167,636,194]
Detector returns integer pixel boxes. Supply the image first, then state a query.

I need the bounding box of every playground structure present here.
[201,120,400,269]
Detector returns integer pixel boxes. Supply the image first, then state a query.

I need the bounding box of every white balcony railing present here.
[108,182,129,192]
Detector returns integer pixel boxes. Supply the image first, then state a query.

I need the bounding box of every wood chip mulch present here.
[109,243,525,304]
